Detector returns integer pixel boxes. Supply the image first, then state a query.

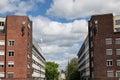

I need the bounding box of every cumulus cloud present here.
[30,15,88,69]
[46,0,120,19]
[0,0,45,15]
[31,15,88,47]
[15,1,35,15]
[0,0,94,69]
[0,0,17,13]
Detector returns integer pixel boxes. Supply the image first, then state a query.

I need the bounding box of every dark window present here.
[28,42,30,48]
[116,20,120,25]
[9,41,14,46]
[8,65,14,67]
[28,32,30,37]
[9,51,14,56]
[0,22,4,26]
[8,73,14,78]
[106,60,113,66]
[8,61,14,68]
[0,65,4,68]
[1,22,4,26]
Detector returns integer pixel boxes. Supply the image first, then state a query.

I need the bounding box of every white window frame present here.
[117,60,120,66]
[0,51,4,56]
[116,70,120,78]
[0,40,5,46]
[28,23,31,29]
[27,54,30,58]
[0,61,4,68]
[116,38,120,44]
[106,60,113,66]
[8,50,14,57]
[8,72,14,78]
[107,70,113,77]
[27,64,30,68]
[116,49,120,55]
[0,72,5,78]
[106,38,112,45]
[106,49,112,55]
[9,40,15,46]
[8,61,14,68]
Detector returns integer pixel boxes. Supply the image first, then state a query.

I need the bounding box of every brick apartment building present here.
[78,13,120,80]
[0,15,46,80]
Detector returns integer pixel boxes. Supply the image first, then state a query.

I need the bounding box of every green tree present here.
[65,57,80,80]
[45,61,60,80]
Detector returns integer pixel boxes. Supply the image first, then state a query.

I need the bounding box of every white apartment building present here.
[32,39,46,80]
[77,36,90,80]
[0,18,5,32]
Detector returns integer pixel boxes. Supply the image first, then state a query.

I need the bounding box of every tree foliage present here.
[65,57,80,80]
[45,61,60,80]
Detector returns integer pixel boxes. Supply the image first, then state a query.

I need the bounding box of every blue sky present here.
[0,0,120,70]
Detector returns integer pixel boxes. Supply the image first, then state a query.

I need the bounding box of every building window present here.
[0,51,4,57]
[116,38,120,44]
[9,40,14,46]
[8,51,14,56]
[92,72,94,77]
[106,49,112,55]
[27,74,31,78]
[8,72,14,78]
[116,71,120,77]
[28,23,31,29]
[91,51,93,57]
[0,61,4,68]
[117,60,120,66]
[115,20,120,25]
[94,20,98,34]
[91,61,94,67]
[8,61,14,68]
[0,72,4,78]
[0,40,5,46]
[28,32,30,37]
[107,70,113,77]
[116,49,120,55]
[28,42,30,48]
[0,22,4,26]
[90,30,93,37]
[91,41,93,48]
[106,38,112,45]
[27,64,30,68]
[106,60,113,66]
[27,54,30,58]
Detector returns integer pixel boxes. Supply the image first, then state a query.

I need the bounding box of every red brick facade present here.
[0,16,33,80]
[89,14,120,80]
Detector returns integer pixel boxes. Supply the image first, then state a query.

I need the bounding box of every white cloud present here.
[0,0,17,13]
[30,16,87,69]
[47,0,120,19]
[31,15,88,47]
[15,1,35,15]
[0,0,45,15]
[41,45,68,54]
